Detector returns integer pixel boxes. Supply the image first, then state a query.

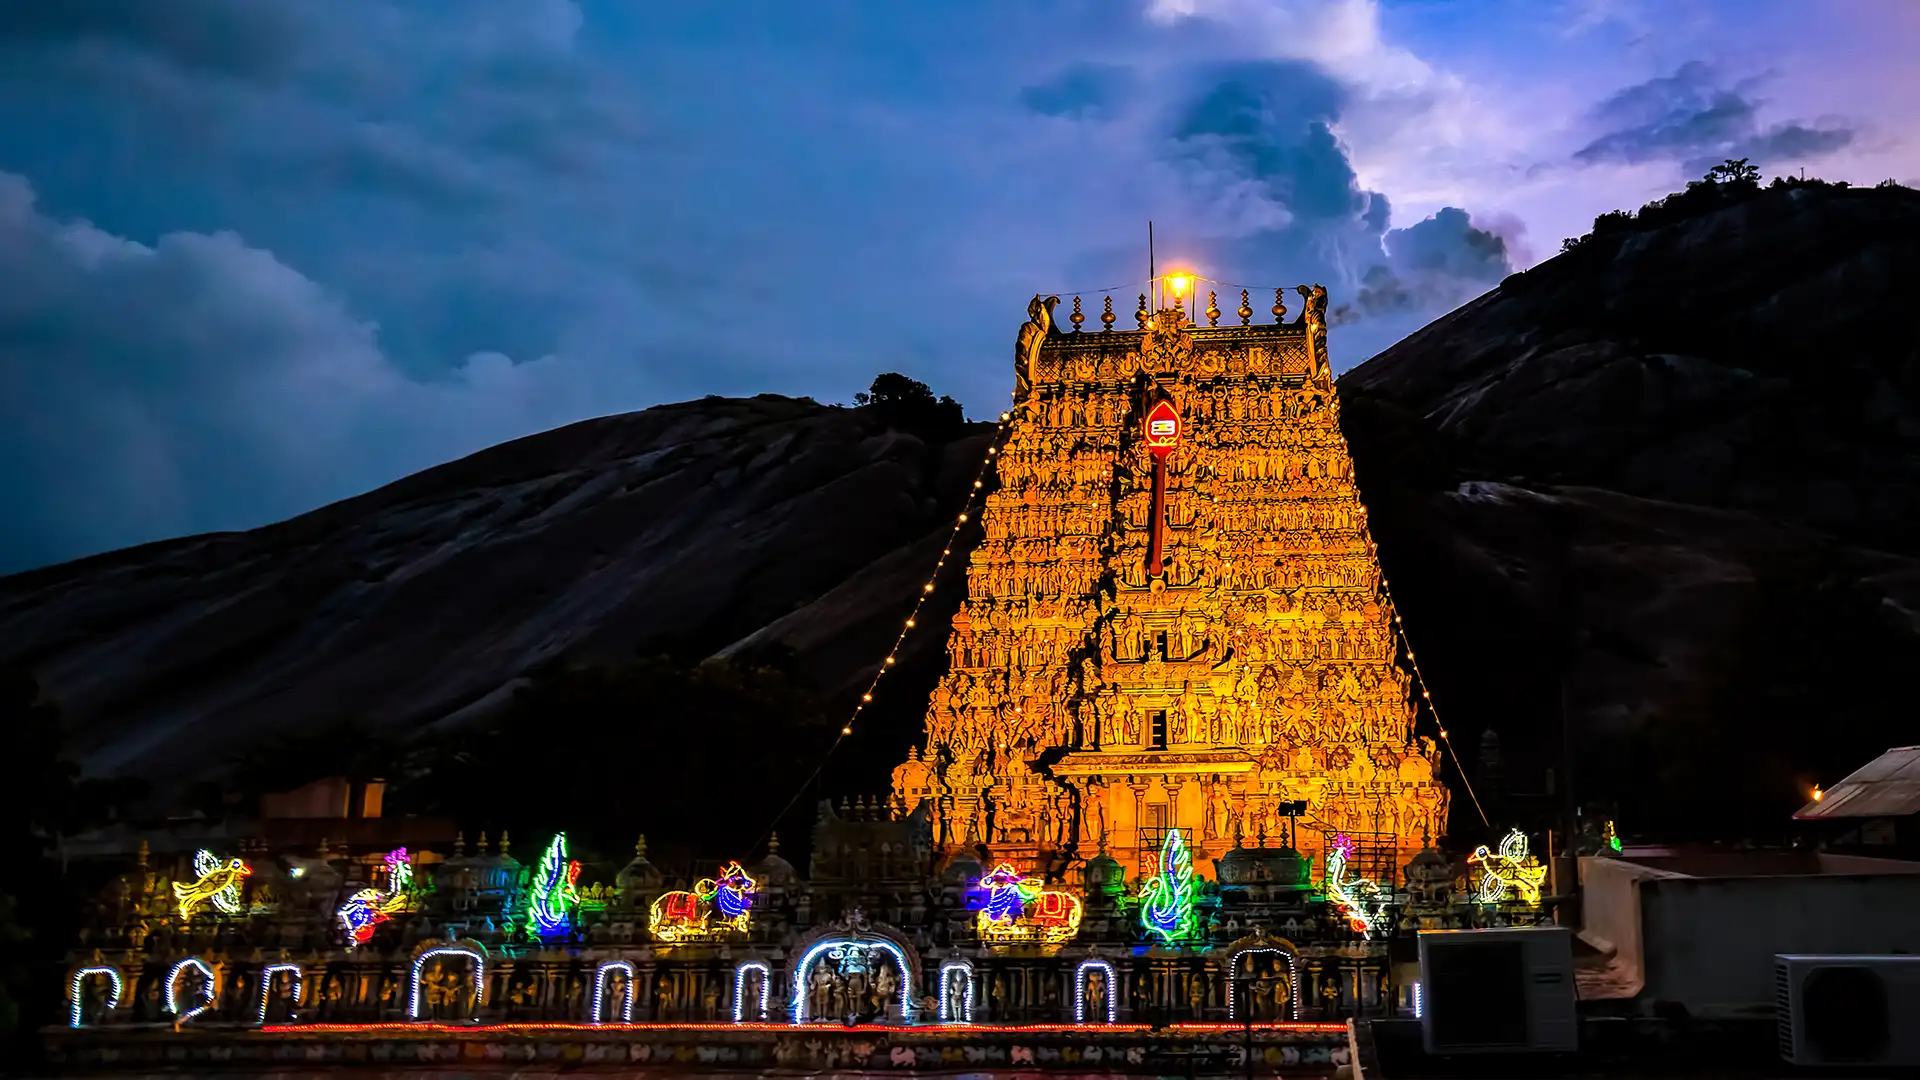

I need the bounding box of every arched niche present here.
[67,965,123,1028]
[592,960,635,1024]
[407,942,487,1021]
[937,959,974,1023]
[254,963,305,1024]
[789,915,921,1024]
[732,960,770,1022]
[165,958,218,1025]
[1073,958,1117,1024]
[1224,936,1301,1021]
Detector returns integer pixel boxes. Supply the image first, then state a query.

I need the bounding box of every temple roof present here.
[1794,745,1920,820]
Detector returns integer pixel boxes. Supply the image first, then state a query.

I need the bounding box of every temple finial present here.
[768,832,780,855]
[1206,291,1221,326]
[1238,290,1253,326]
[1272,288,1287,324]
[634,833,647,859]
[1070,295,1084,332]
[1136,294,1149,329]
[1101,295,1116,331]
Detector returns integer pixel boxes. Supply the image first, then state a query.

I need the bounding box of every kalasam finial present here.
[1101,295,1116,331]
[1238,290,1253,325]
[1272,288,1288,324]
[1136,294,1149,329]
[1070,295,1084,332]
[1206,291,1221,327]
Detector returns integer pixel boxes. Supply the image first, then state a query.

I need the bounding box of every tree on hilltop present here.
[854,373,967,443]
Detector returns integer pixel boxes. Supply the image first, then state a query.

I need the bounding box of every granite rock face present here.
[1340,181,1920,837]
[0,395,988,786]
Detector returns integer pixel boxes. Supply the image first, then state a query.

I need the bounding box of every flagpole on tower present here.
[1148,220,1156,311]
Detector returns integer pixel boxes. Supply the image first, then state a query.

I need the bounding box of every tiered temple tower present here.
[893,285,1448,879]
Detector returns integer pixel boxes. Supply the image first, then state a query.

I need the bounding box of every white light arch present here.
[67,966,122,1028]
[1073,958,1117,1024]
[937,959,974,1023]
[791,938,917,1023]
[733,960,770,1022]
[592,961,634,1024]
[255,963,304,1024]
[165,958,217,1024]
[1225,945,1301,1021]
[408,945,486,1020]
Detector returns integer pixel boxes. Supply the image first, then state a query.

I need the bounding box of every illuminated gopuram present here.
[894,285,1448,877]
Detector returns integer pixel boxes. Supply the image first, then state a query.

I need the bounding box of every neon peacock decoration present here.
[1325,833,1389,937]
[337,848,416,947]
[1139,829,1195,945]
[172,850,251,919]
[527,833,583,940]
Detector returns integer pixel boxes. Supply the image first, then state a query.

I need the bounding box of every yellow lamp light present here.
[1166,273,1192,296]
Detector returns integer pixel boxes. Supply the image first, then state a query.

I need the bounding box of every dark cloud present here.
[1017,62,1133,120]
[1573,61,1855,173]
[1157,67,1508,358]
[0,172,626,573]
[0,0,315,80]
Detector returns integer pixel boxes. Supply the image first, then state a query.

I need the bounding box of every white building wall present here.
[1639,873,1920,1018]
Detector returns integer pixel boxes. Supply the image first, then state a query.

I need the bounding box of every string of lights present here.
[746,403,1026,857]
[1338,416,1492,831]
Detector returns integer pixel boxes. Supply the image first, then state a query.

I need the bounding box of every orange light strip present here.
[259,1020,1348,1035]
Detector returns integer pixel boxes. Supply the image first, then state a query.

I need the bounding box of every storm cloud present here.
[0,1,1909,572]
[1573,61,1856,175]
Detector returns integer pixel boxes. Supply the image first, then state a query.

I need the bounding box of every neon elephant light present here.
[974,863,1083,945]
[650,861,757,941]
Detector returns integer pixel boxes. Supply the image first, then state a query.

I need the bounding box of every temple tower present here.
[891,285,1447,880]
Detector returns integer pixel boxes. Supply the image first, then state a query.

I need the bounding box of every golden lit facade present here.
[892,286,1448,877]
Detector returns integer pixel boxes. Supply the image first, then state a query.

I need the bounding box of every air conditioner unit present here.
[1417,927,1577,1055]
[1776,955,1920,1067]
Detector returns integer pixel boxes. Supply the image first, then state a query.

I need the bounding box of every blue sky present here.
[0,0,1914,572]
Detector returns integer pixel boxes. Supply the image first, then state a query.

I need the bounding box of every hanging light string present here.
[745,404,1025,857]
[1343,422,1492,831]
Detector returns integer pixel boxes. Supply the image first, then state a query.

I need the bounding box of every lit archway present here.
[733,961,770,1021]
[1226,945,1300,1021]
[255,963,304,1024]
[791,938,916,1023]
[937,959,974,1023]
[593,961,634,1023]
[1074,959,1117,1024]
[67,966,122,1028]
[166,958,217,1025]
[408,945,486,1020]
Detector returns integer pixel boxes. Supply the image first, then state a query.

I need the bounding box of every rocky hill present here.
[1339,177,1920,839]
[4,178,1917,847]
[0,394,991,812]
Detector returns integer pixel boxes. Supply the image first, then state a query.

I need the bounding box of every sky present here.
[0,0,1914,573]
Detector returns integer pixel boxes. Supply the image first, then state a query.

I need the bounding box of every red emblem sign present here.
[1144,399,1181,458]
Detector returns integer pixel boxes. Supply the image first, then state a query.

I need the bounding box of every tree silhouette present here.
[853,373,966,443]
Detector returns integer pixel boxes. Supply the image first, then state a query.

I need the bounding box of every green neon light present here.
[1140,829,1195,945]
